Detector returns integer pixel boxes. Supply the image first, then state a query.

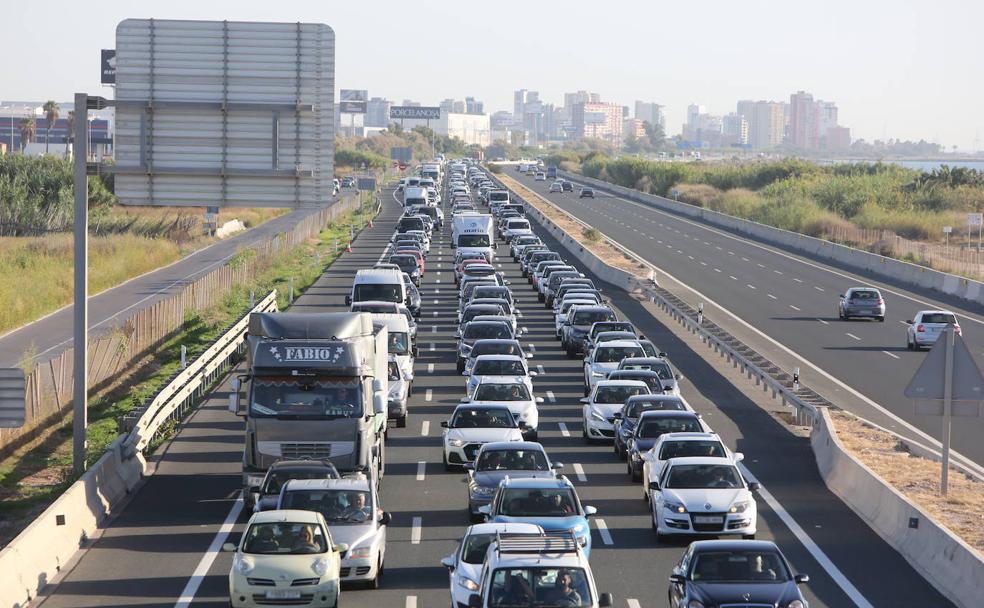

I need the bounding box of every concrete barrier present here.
[811,408,984,608]
[560,170,984,308]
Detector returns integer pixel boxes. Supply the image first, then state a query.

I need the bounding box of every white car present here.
[465,355,535,397]
[501,218,534,242]
[225,509,344,608]
[464,376,543,440]
[442,404,525,470]
[535,171,546,181]
[583,340,647,393]
[648,456,758,543]
[276,476,391,588]
[549,181,563,193]
[641,432,740,500]
[555,299,601,337]
[440,522,544,607]
[906,309,960,350]
[580,380,651,442]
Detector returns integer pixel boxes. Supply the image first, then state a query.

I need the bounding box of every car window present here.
[498,488,577,516]
[659,440,726,460]
[574,310,617,326]
[261,467,338,494]
[387,361,401,381]
[281,489,373,524]
[452,408,516,428]
[638,417,702,438]
[921,312,956,324]
[666,464,742,489]
[388,332,409,355]
[464,324,512,340]
[472,342,520,357]
[591,323,634,338]
[595,385,647,403]
[595,346,645,363]
[243,522,328,554]
[627,398,685,417]
[462,532,496,564]
[849,290,879,300]
[474,360,526,376]
[477,449,548,471]
[690,550,791,583]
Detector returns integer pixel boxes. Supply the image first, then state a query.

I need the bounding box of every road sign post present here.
[943,225,951,255]
[73,92,89,476]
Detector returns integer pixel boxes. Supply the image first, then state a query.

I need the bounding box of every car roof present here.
[621,357,668,365]
[664,456,735,467]
[474,354,525,363]
[574,305,613,313]
[658,432,721,442]
[466,522,544,535]
[250,509,323,525]
[355,268,403,282]
[453,403,513,413]
[282,477,370,492]
[628,394,683,401]
[688,539,780,552]
[595,379,649,388]
[472,339,521,346]
[480,441,546,452]
[597,340,644,348]
[501,476,574,489]
[477,375,529,385]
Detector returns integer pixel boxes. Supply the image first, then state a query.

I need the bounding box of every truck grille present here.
[281,443,332,459]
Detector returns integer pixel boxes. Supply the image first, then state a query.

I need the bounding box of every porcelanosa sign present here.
[390,106,440,120]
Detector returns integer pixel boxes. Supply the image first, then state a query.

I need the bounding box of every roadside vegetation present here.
[0,203,376,548]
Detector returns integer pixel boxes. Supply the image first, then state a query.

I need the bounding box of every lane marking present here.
[546,391,556,402]
[427,363,434,374]
[421,421,430,436]
[558,422,570,437]
[430,342,436,352]
[434,288,440,294]
[627,600,641,608]
[846,333,861,341]
[817,318,829,325]
[789,305,801,311]
[757,263,766,268]
[767,294,778,300]
[411,516,422,544]
[573,463,587,482]
[740,465,874,608]
[793,278,804,283]
[700,261,708,266]
[416,461,426,481]
[814,286,825,292]
[173,497,245,608]
[729,275,738,281]
[714,268,722,273]
[528,344,536,354]
[433,311,439,317]
[406,597,418,608]
[433,299,440,305]
[595,519,614,545]
[746,284,756,290]
[774,270,783,275]
[536,364,546,375]
[883,350,901,359]
[432,325,438,333]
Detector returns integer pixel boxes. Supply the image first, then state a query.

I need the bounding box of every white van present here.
[347,269,407,307]
[404,186,428,208]
[372,313,416,382]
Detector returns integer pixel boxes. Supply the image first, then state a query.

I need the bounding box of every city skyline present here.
[1,0,980,150]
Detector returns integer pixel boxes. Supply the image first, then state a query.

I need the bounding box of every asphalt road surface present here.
[514,170,984,470]
[35,184,951,608]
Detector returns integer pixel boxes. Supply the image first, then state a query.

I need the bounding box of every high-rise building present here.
[739,100,785,149]
[563,91,599,119]
[788,91,820,150]
[634,101,666,129]
[514,89,529,126]
[440,98,466,114]
[817,101,838,137]
[572,101,624,146]
[465,97,484,114]
[686,103,706,127]
[624,118,646,140]
[722,113,749,145]
[366,97,392,128]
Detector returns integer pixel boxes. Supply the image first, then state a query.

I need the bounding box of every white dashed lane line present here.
[545,391,556,402]
[814,286,825,292]
[846,333,861,341]
[430,342,436,351]
[883,351,901,359]
[729,275,738,281]
[427,363,434,374]
[405,596,417,608]
[424,389,433,401]
[411,517,422,544]
[536,365,546,375]
[558,422,570,437]
[595,519,614,545]
[767,294,778,300]
[416,461,426,481]
[627,600,641,608]
[789,305,801,311]
[573,463,587,482]
[421,421,430,436]
[817,318,829,325]
[747,284,756,290]
[793,278,803,283]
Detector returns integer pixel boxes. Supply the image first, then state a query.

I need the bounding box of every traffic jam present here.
[223,158,813,608]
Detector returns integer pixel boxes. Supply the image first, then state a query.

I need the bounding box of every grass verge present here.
[0,202,376,548]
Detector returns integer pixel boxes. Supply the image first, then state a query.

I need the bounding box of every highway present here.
[33,182,952,607]
[0,200,349,369]
[512,170,984,469]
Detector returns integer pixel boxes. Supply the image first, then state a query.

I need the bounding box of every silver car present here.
[838,287,885,321]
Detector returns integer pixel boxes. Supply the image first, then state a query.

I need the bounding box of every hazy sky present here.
[3,0,981,150]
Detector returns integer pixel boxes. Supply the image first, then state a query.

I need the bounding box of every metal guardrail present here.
[491,170,823,427]
[121,290,278,456]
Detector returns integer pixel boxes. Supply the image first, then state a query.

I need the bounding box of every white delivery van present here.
[372,313,416,382]
[347,269,407,307]
[404,186,428,207]
[452,213,495,262]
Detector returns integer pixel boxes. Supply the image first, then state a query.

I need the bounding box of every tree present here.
[43,100,59,155]
[18,117,36,151]
[642,120,665,150]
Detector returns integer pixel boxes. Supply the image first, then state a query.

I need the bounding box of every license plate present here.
[694,516,724,524]
[266,590,301,600]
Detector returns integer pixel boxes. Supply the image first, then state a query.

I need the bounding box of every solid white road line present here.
[573,463,587,482]
[846,333,861,341]
[595,519,614,545]
[425,389,433,402]
[627,600,641,608]
[416,461,426,481]
[740,465,874,608]
[411,517,422,544]
[427,363,435,374]
[173,497,244,608]
[558,422,570,437]
[421,421,430,436]
[546,391,556,402]
[406,597,417,608]
[883,350,901,359]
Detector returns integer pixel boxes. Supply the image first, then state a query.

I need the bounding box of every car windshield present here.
[250,377,363,418]
[473,342,521,358]
[464,307,504,323]
[281,489,374,524]
[595,346,644,363]
[626,398,685,416]
[387,361,401,381]
[459,234,492,247]
[477,449,548,472]
[242,522,328,555]
[922,313,957,324]
[690,550,791,583]
[474,288,511,301]
[474,360,527,376]
[597,333,635,344]
[849,290,879,300]
[390,256,419,272]
[489,567,592,607]
[624,361,674,379]
[260,467,338,495]
[498,488,578,517]
[507,220,530,230]
[475,383,532,401]
[638,417,702,438]
[666,464,742,489]
[452,408,516,428]
[574,310,616,326]
[610,373,661,391]
[464,324,512,340]
[354,283,401,303]
[659,440,726,460]
[388,332,409,355]
[595,385,648,404]
[591,323,633,338]
[466,266,496,277]
[461,532,497,564]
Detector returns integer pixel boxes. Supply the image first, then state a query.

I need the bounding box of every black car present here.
[668,540,809,608]
[247,459,340,512]
[462,441,561,521]
[579,187,595,198]
[561,180,574,192]
[627,410,704,481]
[612,394,689,459]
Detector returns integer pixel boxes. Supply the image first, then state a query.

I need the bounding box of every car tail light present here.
[955,325,962,335]
[916,324,925,333]
[877,299,884,305]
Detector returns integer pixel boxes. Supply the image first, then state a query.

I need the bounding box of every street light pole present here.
[72,93,89,476]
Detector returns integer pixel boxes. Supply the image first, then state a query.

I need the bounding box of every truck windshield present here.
[250,377,363,418]
[354,283,401,303]
[458,234,491,247]
[388,332,409,355]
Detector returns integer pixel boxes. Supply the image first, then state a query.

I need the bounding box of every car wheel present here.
[630,464,641,482]
[906,337,913,351]
[878,316,885,322]
[456,358,465,373]
[443,451,452,471]
[396,414,407,429]
[742,534,756,540]
[537,293,545,302]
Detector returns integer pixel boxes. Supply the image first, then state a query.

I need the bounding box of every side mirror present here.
[668,574,686,585]
[551,462,564,470]
[528,371,538,377]
[519,327,528,334]
[905,319,913,324]
[525,353,533,359]
[467,594,483,608]
[477,505,491,516]
[441,556,456,571]
[345,295,352,305]
[535,397,544,404]
[412,346,420,357]
[795,573,810,584]
[598,593,613,607]
[222,542,238,552]
[462,371,470,376]
[648,481,660,491]
[334,543,349,554]
[583,505,597,517]
[734,452,744,462]
[440,420,450,428]
[675,374,683,380]
[248,485,261,495]
[379,511,392,526]
[748,482,761,492]
[612,412,623,419]
[373,393,386,415]
[518,422,529,430]
[579,397,590,403]
[462,462,475,471]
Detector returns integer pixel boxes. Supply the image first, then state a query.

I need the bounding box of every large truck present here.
[230,312,389,491]
[452,213,495,262]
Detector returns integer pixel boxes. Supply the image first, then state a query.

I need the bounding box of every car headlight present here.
[472,485,496,496]
[411,269,420,277]
[312,557,331,576]
[729,501,752,514]
[589,409,606,422]
[457,575,480,592]
[449,438,466,447]
[568,523,587,534]
[591,371,605,377]
[235,555,255,575]
[348,546,373,560]
[664,501,687,514]
[688,601,705,608]
[787,601,806,608]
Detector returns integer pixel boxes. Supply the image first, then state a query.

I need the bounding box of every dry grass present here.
[831,410,984,553]
[498,174,650,276]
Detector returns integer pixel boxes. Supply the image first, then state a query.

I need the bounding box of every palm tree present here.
[43,100,59,155]
[19,117,36,152]
[65,111,75,156]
